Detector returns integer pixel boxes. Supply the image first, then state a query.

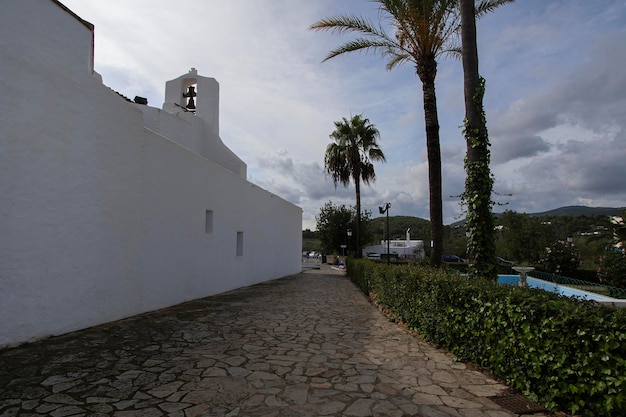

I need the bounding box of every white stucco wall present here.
[0,0,302,348]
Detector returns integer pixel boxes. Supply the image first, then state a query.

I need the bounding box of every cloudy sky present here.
[61,0,626,230]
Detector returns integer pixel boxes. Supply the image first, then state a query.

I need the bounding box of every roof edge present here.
[51,0,94,31]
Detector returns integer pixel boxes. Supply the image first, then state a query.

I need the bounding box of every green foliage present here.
[302,229,317,240]
[494,211,616,267]
[359,210,619,270]
[539,240,580,276]
[461,77,496,280]
[316,201,372,255]
[496,211,553,264]
[347,259,626,417]
[302,241,322,253]
[598,250,626,288]
[369,216,431,245]
[302,229,322,252]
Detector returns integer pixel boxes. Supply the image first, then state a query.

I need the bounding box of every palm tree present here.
[311,0,510,267]
[325,114,386,258]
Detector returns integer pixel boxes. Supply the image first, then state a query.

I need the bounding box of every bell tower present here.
[163,68,219,137]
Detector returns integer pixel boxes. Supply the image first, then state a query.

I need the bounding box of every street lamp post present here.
[347,229,352,257]
[379,203,391,265]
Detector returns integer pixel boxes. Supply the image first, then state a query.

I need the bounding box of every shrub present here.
[539,240,580,276]
[598,250,626,288]
[346,258,626,417]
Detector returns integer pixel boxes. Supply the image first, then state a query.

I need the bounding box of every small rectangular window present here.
[205,210,213,234]
[236,231,243,256]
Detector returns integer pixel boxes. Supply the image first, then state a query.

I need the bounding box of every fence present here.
[528,270,626,299]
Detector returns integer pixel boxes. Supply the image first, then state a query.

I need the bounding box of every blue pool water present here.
[497,275,618,302]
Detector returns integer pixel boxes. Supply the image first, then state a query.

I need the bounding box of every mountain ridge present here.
[448,205,625,227]
[521,205,625,217]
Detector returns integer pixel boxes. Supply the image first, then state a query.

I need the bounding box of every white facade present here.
[0,0,302,348]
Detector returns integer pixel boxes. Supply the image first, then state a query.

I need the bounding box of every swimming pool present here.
[498,275,621,303]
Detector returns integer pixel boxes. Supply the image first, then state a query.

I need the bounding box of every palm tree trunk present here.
[460,0,496,280]
[354,177,361,258]
[419,61,443,267]
[461,0,481,166]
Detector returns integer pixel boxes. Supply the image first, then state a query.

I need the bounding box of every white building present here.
[0,0,302,348]
[363,230,426,259]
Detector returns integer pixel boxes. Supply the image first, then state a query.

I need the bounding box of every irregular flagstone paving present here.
[0,268,549,417]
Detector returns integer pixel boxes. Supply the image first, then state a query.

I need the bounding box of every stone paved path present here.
[1,268,547,417]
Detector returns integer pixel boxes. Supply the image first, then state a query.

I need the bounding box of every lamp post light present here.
[347,229,352,257]
[379,203,391,265]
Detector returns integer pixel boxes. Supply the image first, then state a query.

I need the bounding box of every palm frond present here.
[360,162,376,185]
[368,148,387,163]
[443,44,462,59]
[475,0,515,18]
[386,52,412,70]
[310,15,385,38]
[324,38,400,62]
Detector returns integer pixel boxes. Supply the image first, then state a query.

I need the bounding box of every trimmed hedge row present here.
[347,259,626,417]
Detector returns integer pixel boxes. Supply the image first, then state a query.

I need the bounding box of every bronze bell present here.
[183,85,196,110]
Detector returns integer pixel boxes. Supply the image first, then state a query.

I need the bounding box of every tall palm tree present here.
[311,0,510,267]
[325,114,386,258]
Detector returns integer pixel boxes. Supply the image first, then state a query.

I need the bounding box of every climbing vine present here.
[461,77,497,280]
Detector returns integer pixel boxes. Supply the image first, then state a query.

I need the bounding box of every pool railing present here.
[528,270,626,300]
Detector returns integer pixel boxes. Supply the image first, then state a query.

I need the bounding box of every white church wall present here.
[0,0,302,348]
[141,107,194,152]
[137,101,247,179]
[0,0,94,79]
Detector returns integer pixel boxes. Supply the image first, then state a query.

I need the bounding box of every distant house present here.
[363,230,425,259]
[0,0,302,347]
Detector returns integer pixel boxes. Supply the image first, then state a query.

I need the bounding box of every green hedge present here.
[347,259,626,417]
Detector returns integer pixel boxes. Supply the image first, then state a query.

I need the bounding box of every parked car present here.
[442,255,465,263]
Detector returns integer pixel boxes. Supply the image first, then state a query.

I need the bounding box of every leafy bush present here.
[598,250,626,288]
[347,259,626,417]
[539,240,580,276]
[568,268,602,284]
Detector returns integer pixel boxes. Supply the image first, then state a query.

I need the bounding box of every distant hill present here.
[527,206,625,218]
[312,206,624,234]
[370,215,431,240]
[449,206,625,228]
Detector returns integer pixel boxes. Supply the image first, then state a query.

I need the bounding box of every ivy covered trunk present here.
[353,171,362,258]
[417,57,443,268]
[460,0,496,280]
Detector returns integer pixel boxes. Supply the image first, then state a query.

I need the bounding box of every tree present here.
[316,201,373,255]
[539,240,580,277]
[596,212,626,287]
[597,250,626,288]
[324,115,385,258]
[311,0,510,267]
[496,211,554,264]
[459,0,513,279]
